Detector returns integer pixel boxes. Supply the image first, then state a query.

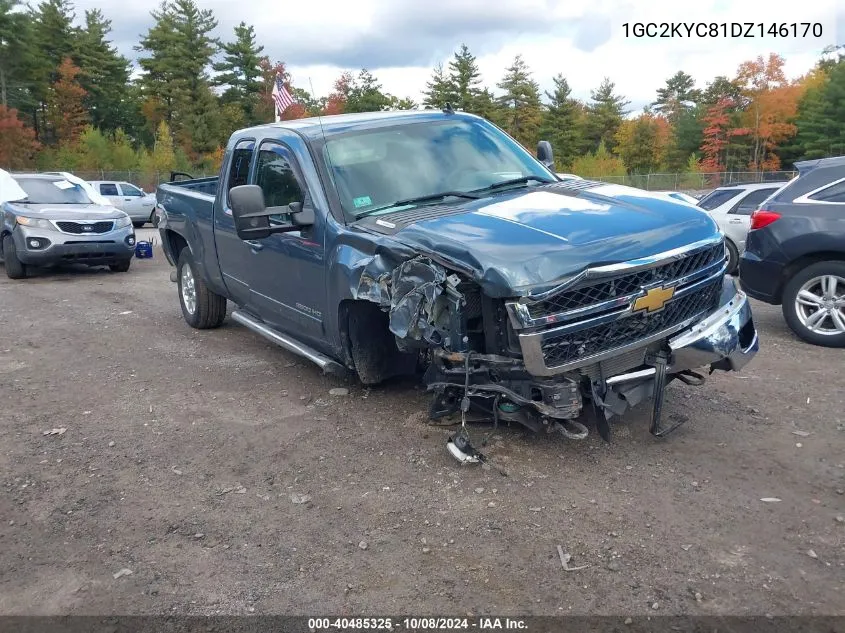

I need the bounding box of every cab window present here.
[255,142,306,224]
[226,139,255,208]
[99,183,119,196]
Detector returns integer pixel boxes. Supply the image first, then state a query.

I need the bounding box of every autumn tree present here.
[571,141,626,178]
[496,55,543,148]
[0,104,39,168]
[615,112,671,174]
[538,74,581,169]
[735,53,799,169]
[699,97,735,173]
[213,22,265,124]
[582,77,629,153]
[45,57,88,145]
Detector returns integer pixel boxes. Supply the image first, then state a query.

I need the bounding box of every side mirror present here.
[288,201,315,227]
[537,141,554,169]
[230,185,271,240]
[230,185,315,240]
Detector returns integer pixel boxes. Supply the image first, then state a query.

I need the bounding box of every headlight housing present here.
[15,216,54,230]
[113,215,132,229]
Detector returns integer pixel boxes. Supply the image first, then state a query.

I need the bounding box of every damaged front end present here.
[354,236,759,442]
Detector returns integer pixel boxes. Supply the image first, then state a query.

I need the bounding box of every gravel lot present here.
[1,229,843,616]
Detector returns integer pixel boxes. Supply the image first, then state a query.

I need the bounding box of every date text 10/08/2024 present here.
[308,618,528,630]
[623,22,823,38]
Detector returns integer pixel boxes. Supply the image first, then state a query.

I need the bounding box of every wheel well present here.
[163,230,189,262]
[0,230,9,256]
[339,299,417,385]
[777,251,845,301]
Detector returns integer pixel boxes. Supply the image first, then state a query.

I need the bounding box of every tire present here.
[132,221,145,228]
[725,240,739,276]
[2,234,28,279]
[781,260,845,348]
[109,259,131,273]
[347,302,417,385]
[150,210,158,227]
[177,247,227,329]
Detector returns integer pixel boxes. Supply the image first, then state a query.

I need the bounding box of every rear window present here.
[12,177,93,204]
[99,183,119,196]
[697,189,740,211]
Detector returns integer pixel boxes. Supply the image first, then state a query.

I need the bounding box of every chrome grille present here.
[528,243,725,320]
[540,279,722,367]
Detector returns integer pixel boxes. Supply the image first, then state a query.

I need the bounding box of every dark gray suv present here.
[1,173,137,279]
[739,156,845,347]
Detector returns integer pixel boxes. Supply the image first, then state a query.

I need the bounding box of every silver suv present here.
[1,172,136,279]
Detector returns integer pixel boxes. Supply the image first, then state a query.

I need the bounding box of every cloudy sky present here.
[74,0,842,113]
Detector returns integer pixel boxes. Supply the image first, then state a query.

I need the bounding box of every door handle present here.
[729,218,743,224]
[124,198,132,201]
[245,240,264,251]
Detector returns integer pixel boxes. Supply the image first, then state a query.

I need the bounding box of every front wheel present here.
[177,248,227,329]
[781,261,845,348]
[725,240,739,275]
[2,234,28,279]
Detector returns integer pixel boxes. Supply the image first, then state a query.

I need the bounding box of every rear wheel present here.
[150,210,158,227]
[2,234,27,279]
[725,240,739,275]
[781,261,845,348]
[177,248,227,329]
[109,260,131,273]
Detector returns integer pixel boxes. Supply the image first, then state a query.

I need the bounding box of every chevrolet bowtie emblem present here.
[633,285,675,314]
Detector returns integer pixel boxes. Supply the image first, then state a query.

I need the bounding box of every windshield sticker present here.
[353,195,372,209]
[53,180,76,190]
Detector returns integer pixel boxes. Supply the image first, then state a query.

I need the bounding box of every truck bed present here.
[163,176,219,197]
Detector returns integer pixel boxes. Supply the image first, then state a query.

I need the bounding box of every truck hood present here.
[5,202,126,221]
[359,181,721,297]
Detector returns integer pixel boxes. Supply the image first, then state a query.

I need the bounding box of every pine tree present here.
[213,22,265,123]
[496,55,543,148]
[422,63,455,109]
[793,58,845,159]
[345,69,390,113]
[538,74,581,169]
[137,0,219,138]
[652,71,701,125]
[448,44,482,112]
[0,0,39,114]
[582,77,630,153]
[74,9,132,134]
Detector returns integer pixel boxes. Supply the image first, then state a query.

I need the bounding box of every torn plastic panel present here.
[355,255,455,346]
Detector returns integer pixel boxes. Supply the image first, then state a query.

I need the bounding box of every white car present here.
[696,181,789,274]
[89,180,157,227]
[650,191,700,206]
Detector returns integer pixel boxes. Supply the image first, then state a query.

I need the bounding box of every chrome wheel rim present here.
[795,274,845,336]
[180,264,197,315]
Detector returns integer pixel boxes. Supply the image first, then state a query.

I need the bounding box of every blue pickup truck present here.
[156,110,759,446]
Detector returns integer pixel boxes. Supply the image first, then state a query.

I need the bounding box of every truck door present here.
[97,182,122,209]
[213,138,258,308]
[119,182,155,222]
[244,141,327,343]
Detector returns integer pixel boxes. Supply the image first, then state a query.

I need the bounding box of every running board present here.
[231,310,347,375]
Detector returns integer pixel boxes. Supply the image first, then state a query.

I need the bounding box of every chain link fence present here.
[584,171,796,192]
[28,169,797,195]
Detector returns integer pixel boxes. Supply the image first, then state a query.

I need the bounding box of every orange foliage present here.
[0,105,40,169]
[281,102,308,120]
[46,57,89,145]
[323,72,352,116]
[734,53,803,170]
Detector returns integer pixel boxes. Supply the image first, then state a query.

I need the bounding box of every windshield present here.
[322,119,554,218]
[12,177,93,204]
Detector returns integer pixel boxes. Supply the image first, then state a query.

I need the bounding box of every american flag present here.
[271,74,294,118]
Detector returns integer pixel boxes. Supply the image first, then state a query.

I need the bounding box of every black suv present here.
[739,155,845,347]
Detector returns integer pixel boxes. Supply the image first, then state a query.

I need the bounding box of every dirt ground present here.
[1,229,843,617]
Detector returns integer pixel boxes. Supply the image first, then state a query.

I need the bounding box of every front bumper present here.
[668,284,759,374]
[13,225,136,266]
